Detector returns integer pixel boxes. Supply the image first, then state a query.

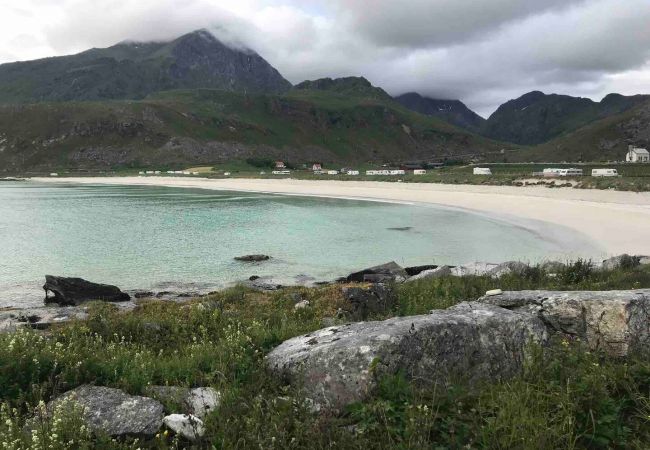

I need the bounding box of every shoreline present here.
[33,176,650,255]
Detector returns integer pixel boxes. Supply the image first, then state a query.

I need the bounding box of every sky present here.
[1,0,650,117]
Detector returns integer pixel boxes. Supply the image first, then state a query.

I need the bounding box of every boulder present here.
[44,385,163,438]
[539,261,566,273]
[478,289,650,357]
[405,266,452,282]
[234,254,270,262]
[600,254,640,271]
[266,302,547,412]
[341,284,396,320]
[163,414,205,441]
[0,306,90,333]
[450,262,499,277]
[145,386,220,419]
[43,276,130,306]
[346,261,408,283]
[487,261,530,278]
[404,265,438,277]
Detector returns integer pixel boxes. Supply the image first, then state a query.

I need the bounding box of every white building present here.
[413,169,427,175]
[592,168,618,177]
[626,145,649,163]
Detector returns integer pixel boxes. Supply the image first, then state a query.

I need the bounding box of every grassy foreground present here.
[2,261,650,449]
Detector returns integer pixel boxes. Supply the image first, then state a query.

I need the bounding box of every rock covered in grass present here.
[266,302,547,412]
[600,254,641,271]
[145,386,220,419]
[43,275,130,306]
[346,261,408,283]
[163,414,205,441]
[341,283,396,320]
[478,289,650,357]
[44,385,164,438]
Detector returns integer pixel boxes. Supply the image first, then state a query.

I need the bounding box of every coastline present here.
[33,176,650,255]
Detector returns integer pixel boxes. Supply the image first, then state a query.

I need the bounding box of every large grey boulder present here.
[478,289,650,357]
[340,284,396,320]
[145,386,220,419]
[44,385,164,438]
[346,261,408,283]
[266,303,547,412]
[405,266,452,282]
[43,276,130,306]
[450,262,499,277]
[600,254,640,271]
[163,414,205,441]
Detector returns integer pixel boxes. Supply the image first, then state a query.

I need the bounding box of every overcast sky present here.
[2,0,650,117]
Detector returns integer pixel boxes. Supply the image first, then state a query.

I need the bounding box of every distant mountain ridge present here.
[0,29,292,103]
[394,93,486,133]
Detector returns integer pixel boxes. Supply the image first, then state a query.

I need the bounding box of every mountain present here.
[509,97,650,162]
[482,91,650,145]
[0,82,506,173]
[394,93,486,133]
[0,29,291,103]
[294,77,393,101]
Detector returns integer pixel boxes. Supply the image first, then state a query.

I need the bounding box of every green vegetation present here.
[2,262,650,448]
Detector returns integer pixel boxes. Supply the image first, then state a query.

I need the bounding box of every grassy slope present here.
[2,261,650,449]
[0,89,506,173]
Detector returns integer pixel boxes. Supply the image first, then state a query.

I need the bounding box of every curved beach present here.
[35,177,650,256]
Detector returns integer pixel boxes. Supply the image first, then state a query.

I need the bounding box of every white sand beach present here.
[35,177,650,256]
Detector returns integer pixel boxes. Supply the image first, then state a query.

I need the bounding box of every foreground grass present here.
[1,262,650,449]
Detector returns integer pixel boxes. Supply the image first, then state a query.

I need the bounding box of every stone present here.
[341,284,396,320]
[405,266,452,282]
[145,386,220,419]
[266,302,547,412]
[133,290,155,299]
[44,385,163,438]
[450,262,500,277]
[600,254,640,271]
[43,275,130,306]
[404,265,438,277]
[0,306,91,333]
[539,261,566,273]
[234,254,270,262]
[487,261,529,278]
[294,300,310,310]
[346,261,408,283]
[478,289,650,357]
[163,414,205,441]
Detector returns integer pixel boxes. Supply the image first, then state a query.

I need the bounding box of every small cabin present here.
[592,168,618,177]
[312,163,322,171]
[626,145,649,163]
[473,167,492,175]
[275,161,286,169]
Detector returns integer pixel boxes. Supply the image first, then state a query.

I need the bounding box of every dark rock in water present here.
[341,283,396,320]
[235,254,270,262]
[155,291,175,298]
[266,302,548,412]
[134,290,155,299]
[405,265,438,276]
[346,261,408,283]
[405,266,453,282]
[387,226,413,231]
[41,385,164,438]
[249,275,260,281]
[43,275,130,306]
[245,277,283,291]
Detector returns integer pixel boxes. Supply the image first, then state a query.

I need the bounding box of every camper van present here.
[473,168,492,175]
[559,168,583,177]
[592,168,619,177]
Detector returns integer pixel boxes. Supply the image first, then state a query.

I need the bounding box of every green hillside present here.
[0,87,506,173]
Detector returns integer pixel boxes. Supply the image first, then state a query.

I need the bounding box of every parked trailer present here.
[473,168,492,175]
[327,170,339,175]
[272,170,291,175]
[592,168,618,177]
[413,169,427,175]
[347,170,360,175]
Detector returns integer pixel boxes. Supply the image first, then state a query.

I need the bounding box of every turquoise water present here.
[0,182,597,308]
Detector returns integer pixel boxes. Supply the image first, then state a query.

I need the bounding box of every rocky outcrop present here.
[405,266,452,282]
[340,284,396,320]
[478,289,650,357]
[600,254,641,271]
[0,306,91,332]
[234,255,270,262]
[404,265,438,276]
[346,261,408,283]
[163,414,205,441]
[266,302,547,412]
[43,386,164,438]
[43,276,130,306]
